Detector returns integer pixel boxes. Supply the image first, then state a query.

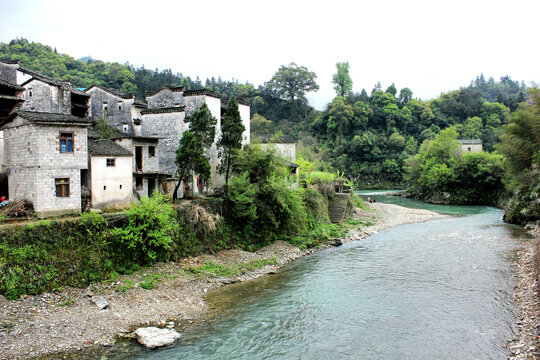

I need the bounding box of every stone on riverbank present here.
[134,327,181,349]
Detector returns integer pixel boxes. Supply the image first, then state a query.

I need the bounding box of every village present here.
[0,60,254,218]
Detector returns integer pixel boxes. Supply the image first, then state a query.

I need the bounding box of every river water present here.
[119,193,529,359]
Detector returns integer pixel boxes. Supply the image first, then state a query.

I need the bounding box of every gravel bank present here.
[0,203,443,359]
[509,222,540,360]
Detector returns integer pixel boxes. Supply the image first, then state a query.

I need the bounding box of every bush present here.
[111,192,178,264]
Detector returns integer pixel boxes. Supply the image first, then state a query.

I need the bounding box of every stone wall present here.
[86,87,134,133]
[140,110,188,175]
[261,143,296,162]
[89,155,133,209]
[0,62,18,83]
[147,88,184,109]
[2,118,88,215]
[19,79,71,115]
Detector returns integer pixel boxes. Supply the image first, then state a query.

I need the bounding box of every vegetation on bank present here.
[497,89,540,223]
[405,127,505,205]
[0,146,362,300]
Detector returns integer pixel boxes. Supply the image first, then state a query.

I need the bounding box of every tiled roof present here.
[19,67,68,88]
[16,111,92,125]
[458,139,483,145]
[133,98,148,108]
[183,89,220,99]
[145,86,184,97]
[88,139,132,157]
[88,124,127,139]
[141,107,185,115]
[85,85,133,99]
[0,78,24,91]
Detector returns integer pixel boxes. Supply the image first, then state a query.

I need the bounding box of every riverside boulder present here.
[134,327,181,349]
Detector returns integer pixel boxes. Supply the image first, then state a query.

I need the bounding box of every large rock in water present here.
[134,327,181,349]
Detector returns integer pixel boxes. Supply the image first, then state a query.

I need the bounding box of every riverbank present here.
[509,221,540,360]
[0,203,443,359]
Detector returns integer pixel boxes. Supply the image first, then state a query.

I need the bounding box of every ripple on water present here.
[119,198,523,360]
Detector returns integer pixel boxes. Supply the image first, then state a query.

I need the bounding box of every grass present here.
[185,258,277,278]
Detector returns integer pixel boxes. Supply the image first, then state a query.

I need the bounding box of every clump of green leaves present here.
[111,193,178,264]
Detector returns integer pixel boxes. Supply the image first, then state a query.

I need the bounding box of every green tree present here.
[497,88,540,223]
[267,62,319,101]
[218,96,245,186]
[173,103,217,199]
[327,97,354,145]
[332,62,353,97]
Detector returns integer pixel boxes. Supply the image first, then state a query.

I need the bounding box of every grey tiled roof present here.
[17,111,92,124]
[458,139,483,145]
[85,85,133,99]
[145,86,184,97]
[183,89,220,98]
[0,78,24,91]
[141,107,185,115]
[88,139,132,157]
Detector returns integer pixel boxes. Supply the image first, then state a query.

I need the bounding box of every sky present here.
[1,0,539,110]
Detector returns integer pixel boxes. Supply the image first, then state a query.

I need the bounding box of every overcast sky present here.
[1,0,539,109]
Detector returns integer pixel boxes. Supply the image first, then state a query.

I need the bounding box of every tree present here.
[398,88,413,107]
[267,62,319,101]
[173,103,217,199]
[218,96,245,186]
[332,62,353,97]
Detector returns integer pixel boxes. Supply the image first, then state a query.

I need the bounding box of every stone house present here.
[112,135,162,198]
[0,111,91,217]
[85,85,137,134]
[86,84,251,197]
[85,138,133,209]
[0,61,89,118]
[459,139,483,153]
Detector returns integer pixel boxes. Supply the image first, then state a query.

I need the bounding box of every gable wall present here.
[86,87,134,133]
[147,89,183,109]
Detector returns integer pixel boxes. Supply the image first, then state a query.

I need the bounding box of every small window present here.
[468,147,472,151]
[122,124,128,132]
[60,132,74,153]
[55,178,70,197]
[135,177,143,190]
[29,89,33,97]
[119,184,122,189]
[106,158,116,167]
[119,105,122,110]
[149,146,156,157]
[104,185,107,190]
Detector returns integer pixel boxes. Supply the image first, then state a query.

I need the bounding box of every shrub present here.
[111,192,178,264]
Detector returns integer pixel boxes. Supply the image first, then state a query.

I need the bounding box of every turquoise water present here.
[112,195,527,359]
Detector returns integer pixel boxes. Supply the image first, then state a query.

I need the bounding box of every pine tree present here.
[217,96,245,186]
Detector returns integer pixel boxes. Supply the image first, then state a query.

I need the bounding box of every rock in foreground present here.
[134,327,181,349]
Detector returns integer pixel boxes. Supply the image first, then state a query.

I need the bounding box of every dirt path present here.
[0,204,443,359]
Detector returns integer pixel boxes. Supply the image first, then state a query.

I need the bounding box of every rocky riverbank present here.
[509,221,540,360]
[0,203,443,359]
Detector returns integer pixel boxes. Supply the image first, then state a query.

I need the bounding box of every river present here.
[117,192,529,359]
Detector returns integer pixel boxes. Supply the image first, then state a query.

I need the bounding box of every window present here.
[104,185,107,190]
[119,184,122,189]
[122,124,128,132]
[60,132,74,153]
[106,158,116,167]
[135,177,143,190]
[55,178,70,197]
[149,146,156,157]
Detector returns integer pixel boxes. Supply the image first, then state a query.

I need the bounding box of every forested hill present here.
[0,38,256,100]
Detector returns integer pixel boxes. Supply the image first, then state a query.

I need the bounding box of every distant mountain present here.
[78,56,93,64]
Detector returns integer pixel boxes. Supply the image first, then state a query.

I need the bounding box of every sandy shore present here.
[0,203,445,359]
